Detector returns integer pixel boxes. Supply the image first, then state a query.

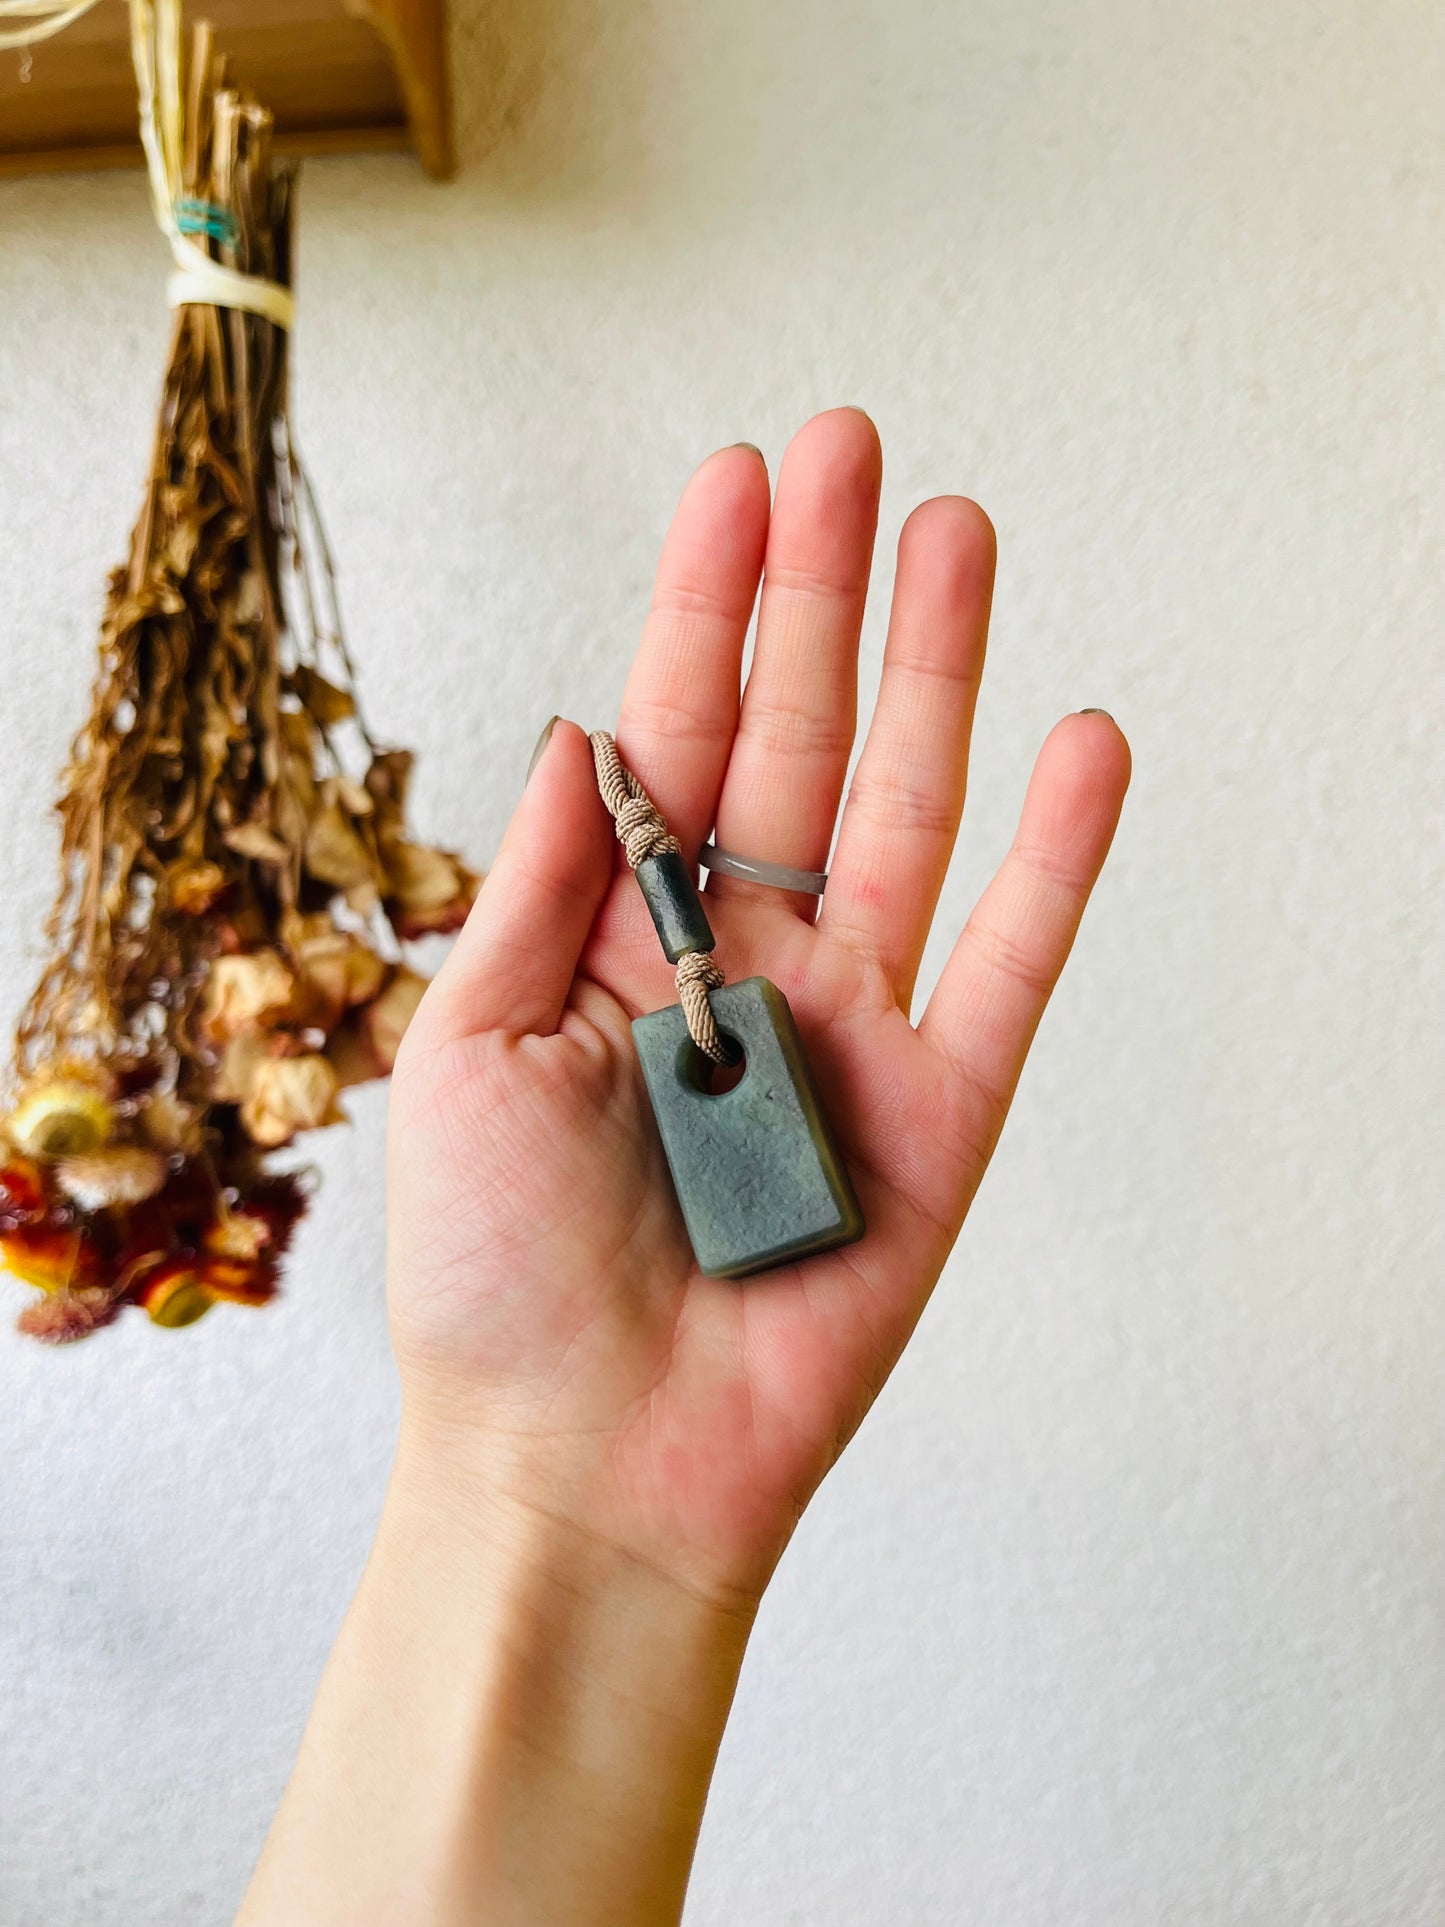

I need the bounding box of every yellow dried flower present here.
[6,1079,115,1160]
[140,1264,216,1329]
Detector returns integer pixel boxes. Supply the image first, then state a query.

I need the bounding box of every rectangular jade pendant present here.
[632,976,864,1279]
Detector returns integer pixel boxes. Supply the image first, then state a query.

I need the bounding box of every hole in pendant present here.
[679,1032,746,1096]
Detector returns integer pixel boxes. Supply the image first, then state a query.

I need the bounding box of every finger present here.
[821,496,995,1005]
[708,407,882,916]
[920,711,1130,1146]
[614,444,771,858]
[410,721,611,1045]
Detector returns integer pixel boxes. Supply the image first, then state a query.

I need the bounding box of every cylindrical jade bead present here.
[635,850,715,962]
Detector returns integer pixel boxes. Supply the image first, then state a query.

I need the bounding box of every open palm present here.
[386,410,1129,1607]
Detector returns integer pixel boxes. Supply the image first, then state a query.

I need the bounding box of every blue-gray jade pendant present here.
[631,977,865,1278]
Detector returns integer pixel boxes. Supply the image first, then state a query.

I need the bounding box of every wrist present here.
[382,1415,760,1672]
[380,1436,756,1923]
[391,1365,781,1613]
[241,1419,754,1927]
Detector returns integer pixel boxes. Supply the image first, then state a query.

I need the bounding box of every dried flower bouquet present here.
[1,27,476,1342]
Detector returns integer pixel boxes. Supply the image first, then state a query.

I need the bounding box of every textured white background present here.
[1,2,1441,1922]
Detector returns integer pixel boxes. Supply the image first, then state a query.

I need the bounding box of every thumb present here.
[410,720,612,1045]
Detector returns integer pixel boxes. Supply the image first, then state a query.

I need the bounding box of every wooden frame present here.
[0,0,452,179]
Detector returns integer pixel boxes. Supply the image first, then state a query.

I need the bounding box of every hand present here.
[239,411,1131,1926]
[386,408,1130,1609]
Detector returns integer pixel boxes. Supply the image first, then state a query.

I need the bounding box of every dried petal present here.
[138,1091,204,1155]
[383,842,479,939]
[17,1287,116,1344]
[198,1253,276,1307]
[203,951,295,1038]
[281,710,319,755]
[243,1173,307,1259]
[325,1023,375,1090]
[55,1147,168,1212]
[223,819,291,865]
[385,840,461,912]
[391,894,474,941]
[2,1222,104,1293]
[212,1029,270,1105]
[360,968,428,1074]
[0,1159,47,1232]
[203,1209,272,1261]
[304,801,374,890]
[233,569,265,625]
[167,858,227,915]
[331,775,373,817]
[291,927,388,1028]
[343,878,382,917]
[240,1053,340,1148]
[165,517,200,576]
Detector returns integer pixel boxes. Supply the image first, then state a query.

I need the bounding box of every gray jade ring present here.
[698,843,828,898]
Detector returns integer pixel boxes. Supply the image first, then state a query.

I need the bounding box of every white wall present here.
[1,2,1441,1921]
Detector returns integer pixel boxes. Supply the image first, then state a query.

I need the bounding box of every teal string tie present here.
[174,198,238,245]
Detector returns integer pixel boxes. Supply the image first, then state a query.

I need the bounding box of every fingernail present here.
[1079,707,1115,722]
[730,441,764,458]
[526,715,560,780]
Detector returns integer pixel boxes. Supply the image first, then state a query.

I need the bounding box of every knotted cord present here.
[589,732,728,1062]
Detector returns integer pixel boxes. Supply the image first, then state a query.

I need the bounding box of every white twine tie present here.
[1,0,294,328]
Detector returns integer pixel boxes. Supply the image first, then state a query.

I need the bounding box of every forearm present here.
[236,1426,755,1927]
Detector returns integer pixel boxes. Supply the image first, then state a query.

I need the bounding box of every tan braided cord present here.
[589,731,728,1061]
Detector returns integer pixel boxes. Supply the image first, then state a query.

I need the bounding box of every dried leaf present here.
[287,665,355,727]
[365,749,413,811]
[233,571,265,626]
